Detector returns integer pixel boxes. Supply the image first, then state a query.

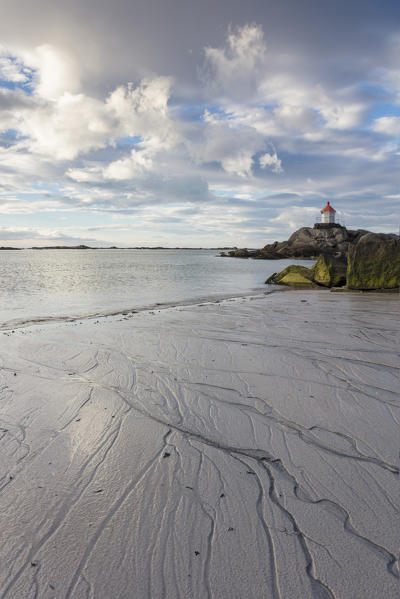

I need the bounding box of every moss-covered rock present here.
[313,254,347,287]
[266,265,316,287]
[279,272,316,286]
[346,233,400,290]
[265,272,278,284]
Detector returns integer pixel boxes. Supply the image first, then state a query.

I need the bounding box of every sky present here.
[1,0,400,247]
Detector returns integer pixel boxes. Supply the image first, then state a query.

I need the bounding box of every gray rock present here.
[225,226,369,260]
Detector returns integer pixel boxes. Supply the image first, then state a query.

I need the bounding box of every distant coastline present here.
[0,245,238,251]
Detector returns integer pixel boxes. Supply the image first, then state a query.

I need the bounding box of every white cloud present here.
[201,26,367,156]
[0,53,32,83]
[106,77,175,140]
[0,225,110,246]
[65,166,103,183]
[0,17,399,245]
[320,101,365,130]
[271,206,318,229]
[21,92,111,159]
[273,104,319,133]
[32,44,81,99]
[193,109,271,177]
[0,145,56,182]
[372,116,400,136]
[104,147,154,180]
[202,24,267,100]
[259,151,283,173]
[0,70,176,161]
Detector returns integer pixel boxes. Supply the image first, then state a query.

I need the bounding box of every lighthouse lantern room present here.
[320,201,336,224]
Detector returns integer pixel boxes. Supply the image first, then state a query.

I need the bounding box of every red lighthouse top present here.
[321,201,336,213]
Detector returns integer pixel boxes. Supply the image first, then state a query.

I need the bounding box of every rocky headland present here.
[265,231,400,291]
[220,224,399,290]
[220,225,368,260]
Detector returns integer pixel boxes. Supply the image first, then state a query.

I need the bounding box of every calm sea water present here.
[0,249,313,327]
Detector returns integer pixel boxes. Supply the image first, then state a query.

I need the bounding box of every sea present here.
[0,249,313,328]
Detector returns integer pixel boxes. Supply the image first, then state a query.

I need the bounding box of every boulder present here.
[265,257,346,288]
[346,233,400,289]
[266,265,316,287]
[313,254,347,287]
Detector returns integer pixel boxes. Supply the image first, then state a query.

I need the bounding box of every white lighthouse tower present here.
[320,201,336,224]
[314,201,342,229]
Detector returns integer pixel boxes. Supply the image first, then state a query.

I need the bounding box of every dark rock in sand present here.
[346,233,400,290]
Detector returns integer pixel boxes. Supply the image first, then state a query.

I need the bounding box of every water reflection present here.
[0,249,313,325]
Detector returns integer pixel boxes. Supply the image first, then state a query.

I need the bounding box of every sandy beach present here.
[0,289,398,599]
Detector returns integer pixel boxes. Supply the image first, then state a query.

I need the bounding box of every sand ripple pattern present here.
[0,291,399,598]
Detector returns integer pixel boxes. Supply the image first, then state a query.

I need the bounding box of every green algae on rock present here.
[266,232,400,291]
[265,265,316,287]
[313,254,347,287]
[347,233,400,290]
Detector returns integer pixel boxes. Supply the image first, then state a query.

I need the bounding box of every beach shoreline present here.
[0,288,280,332]
[0,290,398,598]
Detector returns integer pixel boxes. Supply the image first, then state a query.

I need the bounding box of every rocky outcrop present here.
[222,248,254,258]
[313,254,347,287]
[221,226,369,260]
[347,233,400,289]
[266,233,400,290]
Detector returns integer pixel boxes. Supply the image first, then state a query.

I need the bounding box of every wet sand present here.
[0,290,398,598]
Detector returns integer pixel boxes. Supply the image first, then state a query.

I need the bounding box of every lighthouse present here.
[321,201,336,224]
[314,201,342,229]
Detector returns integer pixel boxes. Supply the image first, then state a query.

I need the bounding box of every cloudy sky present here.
[1,0,400,247]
